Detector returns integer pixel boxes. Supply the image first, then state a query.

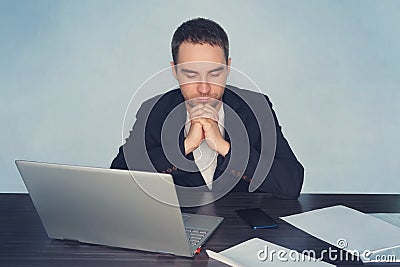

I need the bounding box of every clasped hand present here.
[184,104,230,157]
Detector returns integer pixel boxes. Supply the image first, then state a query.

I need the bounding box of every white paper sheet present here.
[281,205,400,261]
[367,213,400,262]
[370,213,400,228]
[207,238,333,266]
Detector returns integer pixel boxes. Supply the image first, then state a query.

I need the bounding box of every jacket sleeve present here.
[110,99,206,187]
[257,121,304,199]
[215,96,304,199]
[110,100,152,170]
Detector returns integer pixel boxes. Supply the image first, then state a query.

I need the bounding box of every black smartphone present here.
[236,208,278,229]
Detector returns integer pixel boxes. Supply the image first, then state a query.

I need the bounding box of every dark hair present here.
[171,18,229,64]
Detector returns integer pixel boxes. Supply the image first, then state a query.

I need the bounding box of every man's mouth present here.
[186,97,220,109]
[197,97,210,103]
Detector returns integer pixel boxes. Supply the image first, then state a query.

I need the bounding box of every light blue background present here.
[1,0,399,193]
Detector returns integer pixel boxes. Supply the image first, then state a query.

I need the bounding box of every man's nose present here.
[197,81,211,94]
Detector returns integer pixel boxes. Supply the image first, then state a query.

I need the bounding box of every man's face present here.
[171,42,231,109]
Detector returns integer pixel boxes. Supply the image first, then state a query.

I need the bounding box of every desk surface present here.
[1,193,400,267]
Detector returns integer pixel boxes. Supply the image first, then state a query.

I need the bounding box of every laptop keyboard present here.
[185,227,208,247]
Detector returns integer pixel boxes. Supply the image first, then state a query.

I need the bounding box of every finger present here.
[189,109,205,120]
[190,105,218,121]
[190,109,216,121]
[188,103,204,113]
[190,121,203,129]
[201,105,218,121]
[195,112,217,121]
[196,118,215,129]
[187,121,204,137]
[203,103,219,111]
[205,118,221,126]
[194,118,208,125]
[188,104,205,119]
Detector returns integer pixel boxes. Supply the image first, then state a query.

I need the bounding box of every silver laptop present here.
[15,160,223,257]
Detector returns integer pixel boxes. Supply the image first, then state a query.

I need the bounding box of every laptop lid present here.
[16,160,195,256]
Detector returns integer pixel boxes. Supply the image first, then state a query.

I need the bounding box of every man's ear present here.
[170,61,178,80]
[227,58,232,75]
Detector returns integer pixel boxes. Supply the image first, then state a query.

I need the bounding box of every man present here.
[111,18,303,199]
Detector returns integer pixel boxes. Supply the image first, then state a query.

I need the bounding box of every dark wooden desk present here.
[1,193,400,267]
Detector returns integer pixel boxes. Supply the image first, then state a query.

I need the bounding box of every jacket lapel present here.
[222,87,247,141]
[213,88,247,179]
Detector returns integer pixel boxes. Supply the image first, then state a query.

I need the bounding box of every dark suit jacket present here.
[111,86,304,199]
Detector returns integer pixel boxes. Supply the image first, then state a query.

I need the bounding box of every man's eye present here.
[209,72,221,77]
[186,74,197,79]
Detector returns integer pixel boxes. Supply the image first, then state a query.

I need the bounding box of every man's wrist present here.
[217,140,230,157]
[184,139,197,155]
